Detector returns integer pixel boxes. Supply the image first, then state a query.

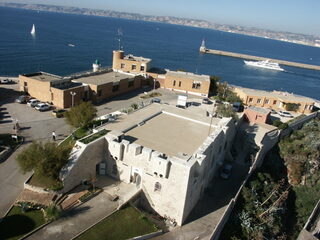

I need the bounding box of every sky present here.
[2,0,320,36]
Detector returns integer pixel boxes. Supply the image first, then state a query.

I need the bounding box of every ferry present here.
[244,59,284,71]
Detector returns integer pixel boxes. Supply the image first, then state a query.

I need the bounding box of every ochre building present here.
[234,87,315,114]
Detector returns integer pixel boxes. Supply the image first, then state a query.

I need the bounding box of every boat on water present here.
[30,24,36,35]
[244,59,284,71]
[68,44,75,47]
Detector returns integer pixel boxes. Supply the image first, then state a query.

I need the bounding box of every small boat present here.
[68,44,75,47]
[244,59,284,71]
[30,24,36,35]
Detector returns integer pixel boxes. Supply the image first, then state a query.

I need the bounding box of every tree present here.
[209,75,220,96]
[17,142,71,188]
[65,101,97,128]
[216,104,238,120]
[214,80,243,103]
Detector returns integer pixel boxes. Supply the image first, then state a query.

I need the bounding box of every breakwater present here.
[200,48,320,71]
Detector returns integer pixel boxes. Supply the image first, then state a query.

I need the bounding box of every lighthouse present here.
[199,39,207,53]
[92,59,101,72]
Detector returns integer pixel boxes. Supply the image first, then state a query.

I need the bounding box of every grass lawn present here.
[76,205,158,240]
[0,206,46,240]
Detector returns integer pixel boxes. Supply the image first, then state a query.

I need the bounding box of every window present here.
[273,100,277,105]
[179,81,182,87]
[257,99,262,104]
[98,90,102,97]
[154,182,161,192]
[140,66,145,71]
[120,63,125,69]
[264,99,269,104]
[192,82,201,89]
[112,84,119,92]
[128,81,134,87]
[24,82,28,86]
[131,64,136,70]
[249,98,253,103]
[173,80,176,86]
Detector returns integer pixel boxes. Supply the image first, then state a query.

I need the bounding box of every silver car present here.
[27,99,40,107]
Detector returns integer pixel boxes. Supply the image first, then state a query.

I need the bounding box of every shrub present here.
[45,205,61,221]
[273,119,283,127]
[130,103,139,110]
[216,104,238,120]
[279,123,288,130]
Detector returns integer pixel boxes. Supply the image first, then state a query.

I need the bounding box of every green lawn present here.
[76,206,158,240]
[80,129,109,144]
[0,206,46,240]
[59,127,89,149]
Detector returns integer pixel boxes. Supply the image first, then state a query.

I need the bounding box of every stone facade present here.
[60,105,236,225]
[148,70,210,97]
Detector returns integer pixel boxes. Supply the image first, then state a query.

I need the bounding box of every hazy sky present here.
[3,0,320,36]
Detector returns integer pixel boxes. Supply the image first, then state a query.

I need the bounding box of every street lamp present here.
[153,79,156,92]
[70,91,76,107]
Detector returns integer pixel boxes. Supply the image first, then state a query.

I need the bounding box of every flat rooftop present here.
[105,104,222,158]
[125,113,211,157]
[22,72,61,82]
[76,71,133,86]
[165,70,210,82]
[124,54,151,63]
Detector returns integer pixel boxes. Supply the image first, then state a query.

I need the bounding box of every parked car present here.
[52,109,66,118]
[15,95,30,104]
[220,164,233,180]
[35,103,51,112]
[0,78,12,84]
[202,98,212,104]
[151,98,161,103]
[268,108,277,114]
[278,110,293,118]
[27,99,40,107]
[232,102,244,112]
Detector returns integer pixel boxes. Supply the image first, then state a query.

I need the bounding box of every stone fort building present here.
[60,104,236,225]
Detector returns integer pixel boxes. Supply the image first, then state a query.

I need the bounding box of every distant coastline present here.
[0,2,319,48]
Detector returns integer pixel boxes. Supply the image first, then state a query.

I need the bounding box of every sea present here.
[0,7,320,100]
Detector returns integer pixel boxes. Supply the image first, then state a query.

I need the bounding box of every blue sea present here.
[0,7,320,100]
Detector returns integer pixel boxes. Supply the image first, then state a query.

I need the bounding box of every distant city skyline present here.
[1,0,319,36]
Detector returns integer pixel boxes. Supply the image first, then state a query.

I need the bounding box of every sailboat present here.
[31,24,36,35]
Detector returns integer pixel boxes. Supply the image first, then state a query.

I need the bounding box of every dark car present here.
[151,98,161,103]
[52,109,66,118]
[202,98,212,104]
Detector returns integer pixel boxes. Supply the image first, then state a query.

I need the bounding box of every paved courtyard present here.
[24,192,118,240]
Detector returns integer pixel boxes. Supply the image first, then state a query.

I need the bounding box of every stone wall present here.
[60,137,107,193]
